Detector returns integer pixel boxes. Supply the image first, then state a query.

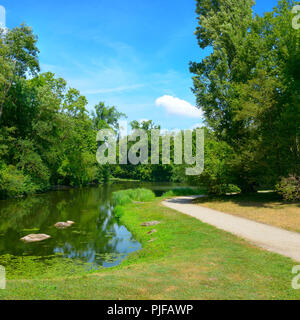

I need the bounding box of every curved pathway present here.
[163,196,300,262]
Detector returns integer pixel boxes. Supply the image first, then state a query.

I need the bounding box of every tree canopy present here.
[190,0,300,192]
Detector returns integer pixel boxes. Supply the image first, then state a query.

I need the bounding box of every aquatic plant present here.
[112,188,155,206]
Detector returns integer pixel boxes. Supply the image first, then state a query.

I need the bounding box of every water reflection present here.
[0,182,188,269]
[0,184,142,268]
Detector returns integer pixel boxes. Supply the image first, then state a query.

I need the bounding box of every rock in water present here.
[141,221,160,227]
[54,222,69,229]
[54,221,75,229]
[21,234,51,243]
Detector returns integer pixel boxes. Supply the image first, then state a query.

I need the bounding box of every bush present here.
[0,165,38,198]
[276,175,300,201]
[112,191,132,206]
[112,188,156,206]
[208,184,241,196]
[163,187,206,197]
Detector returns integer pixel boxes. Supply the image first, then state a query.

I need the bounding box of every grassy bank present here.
[109,178,140,183]
[0,192,300,299]
[194,192,300,233]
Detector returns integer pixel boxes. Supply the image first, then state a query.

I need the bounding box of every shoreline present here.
[0,178,144,201]
[1,195,299,299]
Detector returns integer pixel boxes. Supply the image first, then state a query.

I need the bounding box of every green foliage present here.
[0,24,129,198]
[113,205,125,219]
[0,254,91,280]
[92,102,126,131]
[0,165,38,198]
[191,0,255,139]
[163,187,207,197]
[195,134,236,186]
[112,191,132,206]
[208,184,241,196]
[276,175,300,202]
[191,0,300,192]
[0,24,39,121]
[96,164,111,183]
[114,120,174,183]
[1,0,298,197]
[57,151,97,187]
[112,188,156,206]
[16,139,50,189]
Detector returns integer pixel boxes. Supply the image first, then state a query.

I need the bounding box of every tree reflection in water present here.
[0,183,144,268]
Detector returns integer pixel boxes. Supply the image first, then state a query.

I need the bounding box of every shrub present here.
[0,165,38,198]
[128,188,156,202]
[112,191,132,206]
[163,187,206,197]
[112,188,155,206]
[208,184,241,196]
[276,175,300,202]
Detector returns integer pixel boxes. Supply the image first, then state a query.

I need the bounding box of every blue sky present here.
[2,0,279,130]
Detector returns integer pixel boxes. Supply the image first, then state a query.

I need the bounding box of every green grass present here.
[112,188,156,206]
[113,205,126,219]
[1,193,300,299]
[110,178,140,182]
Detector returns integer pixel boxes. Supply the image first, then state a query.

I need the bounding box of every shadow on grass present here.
[193,192,300,209]
[165,196,206,204]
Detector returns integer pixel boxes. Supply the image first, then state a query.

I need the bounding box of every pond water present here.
[0,182,188,275]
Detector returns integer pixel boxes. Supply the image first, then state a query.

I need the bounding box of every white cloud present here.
[155,95,203,119]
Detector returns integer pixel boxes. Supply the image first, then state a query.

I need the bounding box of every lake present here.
[0,182,189,276]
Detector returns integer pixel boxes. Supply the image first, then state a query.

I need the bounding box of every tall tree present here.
[92,102,126,131]
[0,24,39,121]
[191,0,300,190]
[190,0,255,142]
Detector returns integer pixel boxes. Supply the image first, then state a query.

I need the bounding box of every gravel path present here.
[163,196,300,262]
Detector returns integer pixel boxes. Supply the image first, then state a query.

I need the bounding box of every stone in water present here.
[21,234,51,243]
[54,221,75,229]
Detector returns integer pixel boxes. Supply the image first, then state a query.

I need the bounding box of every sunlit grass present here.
[194,192,300,233]
[112,188,155,206]
[1,193,299,300]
